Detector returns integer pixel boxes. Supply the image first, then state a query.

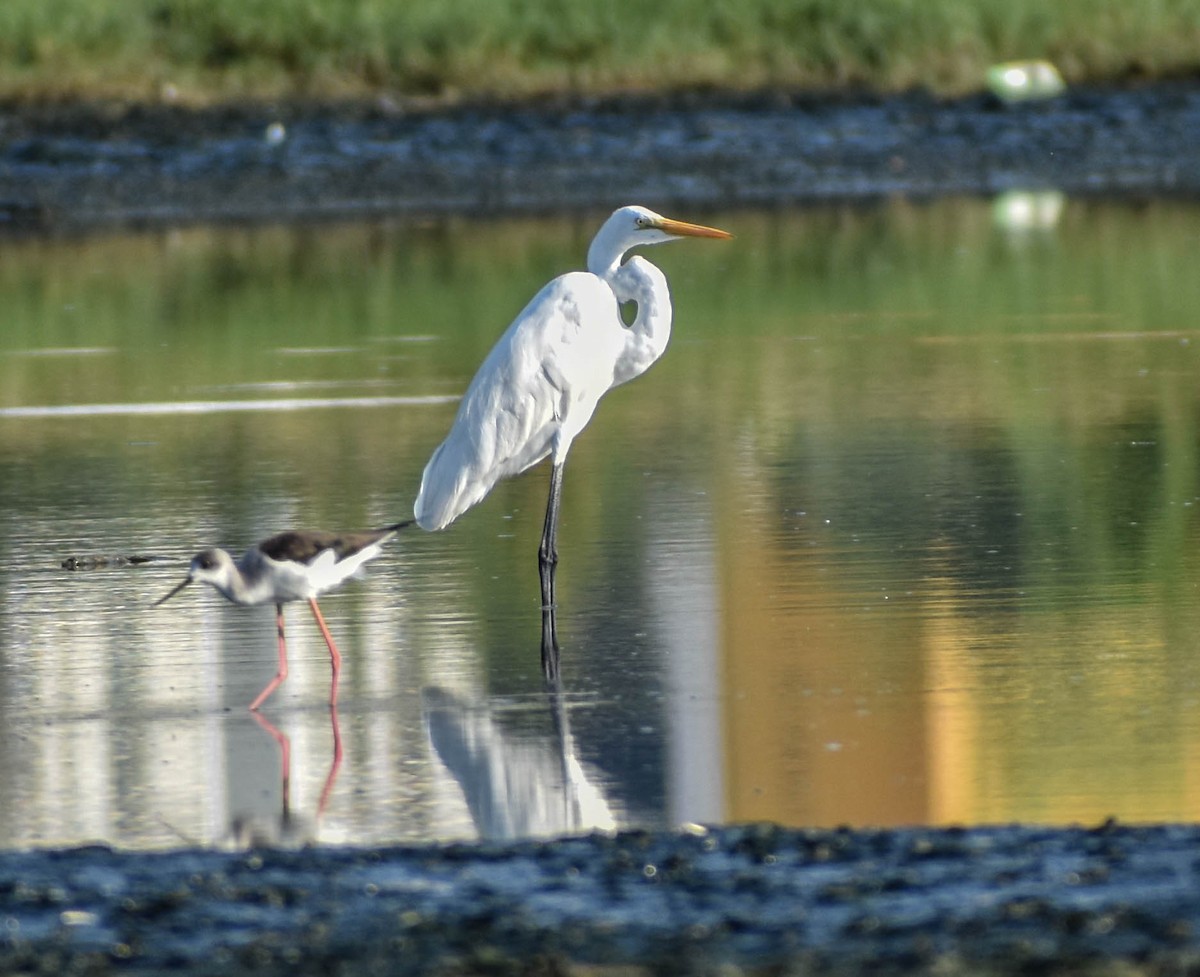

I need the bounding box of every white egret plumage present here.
[413,205,732,615]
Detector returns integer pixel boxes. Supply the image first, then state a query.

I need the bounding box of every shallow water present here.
[2,196,1200,849]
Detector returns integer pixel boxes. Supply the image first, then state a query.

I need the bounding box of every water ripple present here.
[0,394,459,419]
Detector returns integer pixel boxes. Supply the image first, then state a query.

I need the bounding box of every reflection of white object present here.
[643,487,724,827]
[423,688,617,840]
[992,190,1065,232]
[265,121,287,145]
[986,61,1065,102]
[414,206,732,608]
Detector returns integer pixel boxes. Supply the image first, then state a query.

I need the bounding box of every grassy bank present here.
[1,0,1198,105]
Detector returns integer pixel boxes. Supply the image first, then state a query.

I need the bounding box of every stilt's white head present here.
[153,548,237,606]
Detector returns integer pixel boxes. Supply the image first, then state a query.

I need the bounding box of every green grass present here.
[0,0,1197,104]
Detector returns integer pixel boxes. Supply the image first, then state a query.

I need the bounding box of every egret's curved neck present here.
[607,255,673,387]
[586,233,625,280]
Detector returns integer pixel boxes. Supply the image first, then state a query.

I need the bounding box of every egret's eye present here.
[635,216,652,228]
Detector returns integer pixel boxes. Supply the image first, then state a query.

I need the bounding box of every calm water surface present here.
[2,195,1200,849]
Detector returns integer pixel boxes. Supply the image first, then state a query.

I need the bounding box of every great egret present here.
[155,521,413,709]
[413,205,732,612]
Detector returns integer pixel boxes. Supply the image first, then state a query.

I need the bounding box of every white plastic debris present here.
[986,60,1066,103]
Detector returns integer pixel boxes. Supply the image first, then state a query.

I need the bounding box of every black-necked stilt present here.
[155,520,413,711]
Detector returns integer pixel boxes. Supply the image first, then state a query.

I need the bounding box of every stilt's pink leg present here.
[251,709,292,815]
[318,704,344,817]
[249,603,290,711]
[307,598,342,707]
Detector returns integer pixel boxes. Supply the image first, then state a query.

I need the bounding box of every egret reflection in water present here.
[423,687,617,841]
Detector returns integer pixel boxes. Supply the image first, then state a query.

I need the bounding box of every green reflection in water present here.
[1,198,1199,844]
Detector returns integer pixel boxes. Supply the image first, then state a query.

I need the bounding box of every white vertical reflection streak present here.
[645,486,724,826]
[355,548,422,843]
[202,617,227,845]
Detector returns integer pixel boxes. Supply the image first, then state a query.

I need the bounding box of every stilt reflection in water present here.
[422,686,617,841]
[226,708,344,849]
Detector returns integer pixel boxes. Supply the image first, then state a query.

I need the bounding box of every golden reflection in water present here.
[720,515,931,828]
[717,484,1200,828]
[703,201,1200,827]
[922,601,1172,826]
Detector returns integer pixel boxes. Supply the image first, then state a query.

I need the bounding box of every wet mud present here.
[2,822,1199,976]
[59,555,160,571]
[3,83,1200,232]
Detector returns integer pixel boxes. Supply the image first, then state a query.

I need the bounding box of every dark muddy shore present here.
[3,822,1200,976]
[3,83,1200,232]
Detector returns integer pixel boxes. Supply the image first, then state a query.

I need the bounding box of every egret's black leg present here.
[541,604,561,683]
[539,462,564,609]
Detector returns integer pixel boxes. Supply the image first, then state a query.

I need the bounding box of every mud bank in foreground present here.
[2,822,1199,976]
[3,84,1200,232]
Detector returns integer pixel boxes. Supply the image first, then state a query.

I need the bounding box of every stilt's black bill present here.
[153,577,192,607]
